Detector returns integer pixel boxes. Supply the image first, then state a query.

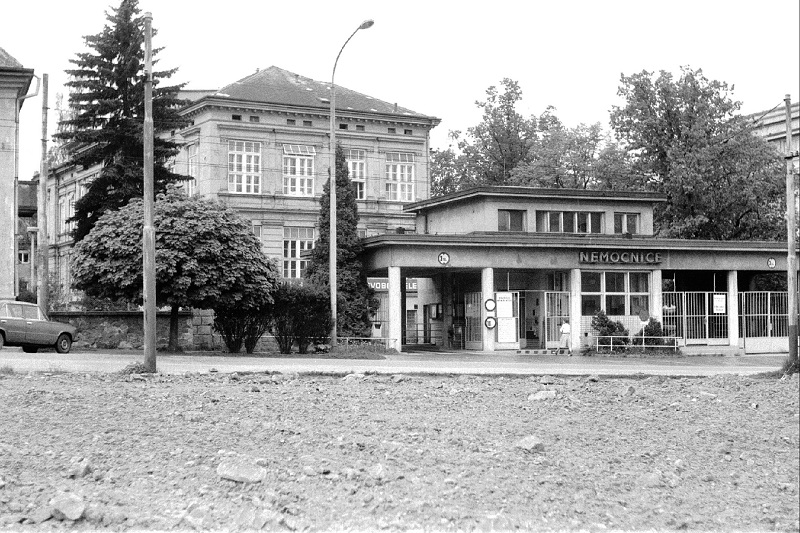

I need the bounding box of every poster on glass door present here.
[495,292,517,343]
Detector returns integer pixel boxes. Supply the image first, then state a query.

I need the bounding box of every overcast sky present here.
[4,0,799,181]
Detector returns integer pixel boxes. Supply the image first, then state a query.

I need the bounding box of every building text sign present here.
[579,250,662,265]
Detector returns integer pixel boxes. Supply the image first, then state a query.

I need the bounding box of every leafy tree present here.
[430,145,466,197]
[57,0,188,242]
[610,66,785,240]
[450,79,538,186]
[305,144,377,337]
[71,187,280,352]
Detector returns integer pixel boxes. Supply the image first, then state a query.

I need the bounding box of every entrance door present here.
[405,309,418,344]
[545,292,570,349]
[739,292,789,353]
[464,292,482,350]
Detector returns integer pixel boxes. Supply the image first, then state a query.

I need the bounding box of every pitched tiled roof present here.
[214,66,436,121]
[0,46,24,68]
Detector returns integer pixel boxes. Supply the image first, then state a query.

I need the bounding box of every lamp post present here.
[329,19,374,347]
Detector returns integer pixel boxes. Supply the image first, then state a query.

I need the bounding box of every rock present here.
[217,459,266,483]
[235,506,280,530]
[30,506,53,524]
[699,390,717,399]
[68,459,92,478]
[182,504,210,529]
[515,435,545,454]
[117,341,133,350]
[539,375,556,385]
[0,514,25,526]
[49,492,85,521]
[623,385,636,396]
[342,373,365,383]
[528,390,557,401]
[390,374,407,383]
[587,375,600,382]
[367,463,387,481]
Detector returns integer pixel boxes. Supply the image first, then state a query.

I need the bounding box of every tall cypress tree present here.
[56,0,188,242]
[305,144,377,337]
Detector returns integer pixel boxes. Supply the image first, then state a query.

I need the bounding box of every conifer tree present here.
[56,0,187,242]
[305,144,377,337]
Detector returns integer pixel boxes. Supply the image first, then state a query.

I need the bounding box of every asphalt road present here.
[0,347,788,377]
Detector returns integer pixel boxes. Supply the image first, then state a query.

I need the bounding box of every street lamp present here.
[329,19,374,347]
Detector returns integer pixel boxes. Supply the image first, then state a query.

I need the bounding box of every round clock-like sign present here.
[438,252,450,265]
[484,299,496,312]
[484,316,497,329]
[767,257,776,269]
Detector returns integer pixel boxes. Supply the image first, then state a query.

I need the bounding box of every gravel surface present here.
[0,370,798,532]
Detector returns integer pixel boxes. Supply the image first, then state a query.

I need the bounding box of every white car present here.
[0,300,77,353]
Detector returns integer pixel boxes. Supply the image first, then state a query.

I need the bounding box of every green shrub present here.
[632,318,666,346]
[213,307,271,354]
[268,283,331,354]
[781,357,799,376]
[591,310,629,349]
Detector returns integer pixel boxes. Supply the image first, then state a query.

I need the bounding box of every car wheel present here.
[55,334,72,354]
[22,345,39,353]
[0,334,4,350]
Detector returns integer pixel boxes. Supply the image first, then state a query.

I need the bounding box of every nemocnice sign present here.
[579,250,662,264]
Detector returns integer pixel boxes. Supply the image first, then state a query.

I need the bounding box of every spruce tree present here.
[305,144,377,337]
[56,0,187,242]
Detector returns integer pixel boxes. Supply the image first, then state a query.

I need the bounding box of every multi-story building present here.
[170,66,440,281]
[0,46,34,300]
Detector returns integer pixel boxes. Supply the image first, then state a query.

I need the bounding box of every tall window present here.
[347,149,366,200]
[385,152,414,202]
[283,145,315,196]
[186,143,198,196]
[283,227,314,279]
[614,213,639,234]
[581,271,650,316]
[498,209,525,231]
[228,141,261,194]
[537,211,603,234]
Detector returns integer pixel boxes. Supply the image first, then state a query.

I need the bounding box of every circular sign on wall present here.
[767,257,776,269]
[484,316,497,329]
[438,252,450,266]
[484,299,496,312]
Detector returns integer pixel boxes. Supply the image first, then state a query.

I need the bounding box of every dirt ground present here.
[0,369,798,532]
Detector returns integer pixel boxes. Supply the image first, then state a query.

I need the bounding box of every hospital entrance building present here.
[362,187,794,355]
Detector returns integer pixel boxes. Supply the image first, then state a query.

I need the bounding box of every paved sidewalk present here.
[0,348,788,377]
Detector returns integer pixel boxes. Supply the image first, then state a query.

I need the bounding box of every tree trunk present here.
[168,304,181,352]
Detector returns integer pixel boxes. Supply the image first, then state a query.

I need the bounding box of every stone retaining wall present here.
[49,311,194,351]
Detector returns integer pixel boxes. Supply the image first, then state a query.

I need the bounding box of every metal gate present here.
[663,292,729,345]
[739,292,789,353]
[544,292,570,348]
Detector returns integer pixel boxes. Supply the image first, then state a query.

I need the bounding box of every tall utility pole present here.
[786,94,798,365]
[142,13,157,372]
[37,74,49,312]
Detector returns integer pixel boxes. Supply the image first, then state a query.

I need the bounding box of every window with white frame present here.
[252,223,262,241]
[59,194,75,235]
[613,212,639,234]
[498,209,525,231]
[581,271,649,316]
[283,145,315,196]
[227,140,261,194]
[385,152,414,202]
[186,143,198,196]
[347,149,366,200]
[537,210,603,234]
[18,251,29,264]
[283,227,314,279]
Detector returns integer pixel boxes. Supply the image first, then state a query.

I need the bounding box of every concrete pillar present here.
[481,267,495,352]
[569,268,581,350]
[727,270,739,348]
[388,266,402,352]
[651,269,663,322]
